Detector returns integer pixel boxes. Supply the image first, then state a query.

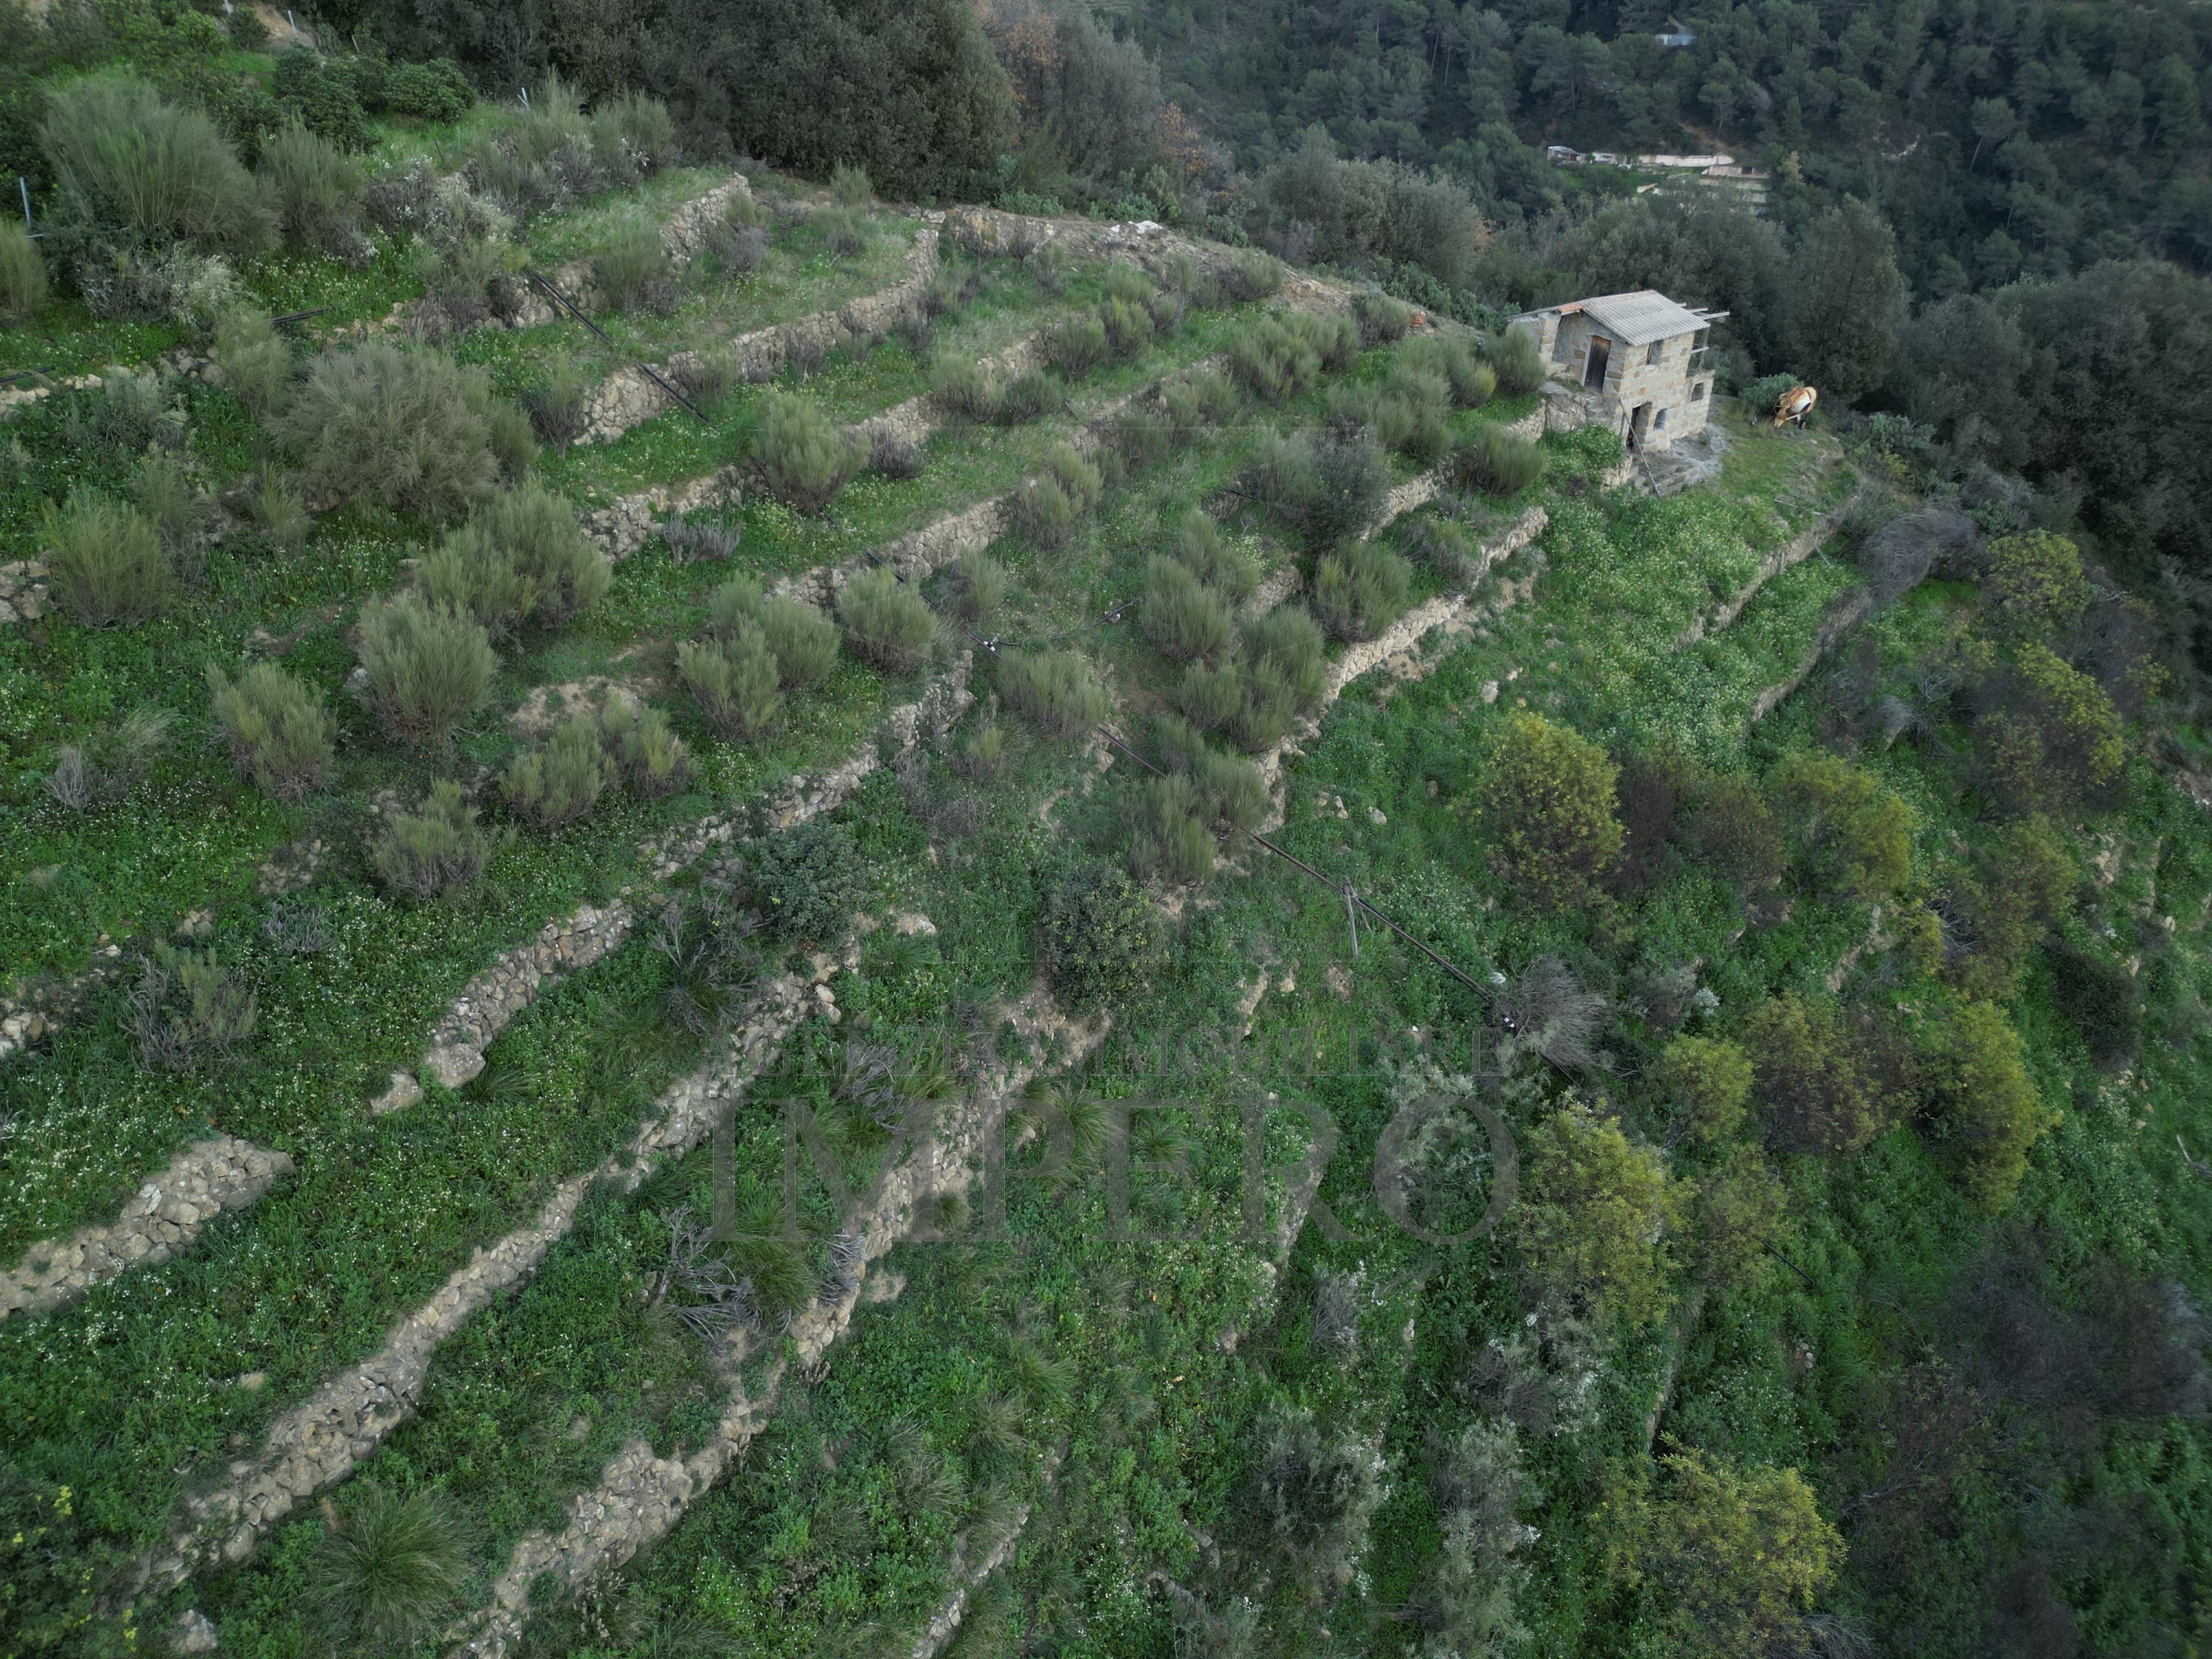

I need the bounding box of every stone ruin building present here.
[1510,289,1726,454]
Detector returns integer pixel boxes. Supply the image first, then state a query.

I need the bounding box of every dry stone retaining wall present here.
[575,226,941,446]
[448,985,1106,1659]
[1,1137,296,1319]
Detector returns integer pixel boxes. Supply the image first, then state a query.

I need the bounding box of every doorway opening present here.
[1584,336,1611,390]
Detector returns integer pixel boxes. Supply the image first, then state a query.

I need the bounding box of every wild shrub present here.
[309,1484,471,1651]
[1130,774,1216,884]
[707,573,765,637]
[411,235,524,334]
[1983,531,2089,641]
[1175,660,1243,731]
[925,253,978,316]
[1111,404,1175,473]
[1141,556,1233,661]
[41,74,276,254]
[1251,1406,1386,1592]
[42,707,172,810]
[356,593,495,743]
[1009,442,1103,549]
[1949,817,2075,1001]
[951,551,1008,625]
[836,568,936,674]
[1046,313,1109,379]
[932,356,999,422]
[600,92,678,172]
[594,219,675,313]
[213,308,293,417]
[829,161,872,207]
[130,451,211,559]
[241,473,310,547]
[278,340,518,522]
[997,367,1061,424]
[1228,658,1310,751]
[1402,513,1484,585]
[660,510,739,567]
[1452,425,1547,497]
[1230,318,1320,404]
[704,212,769,276]
[0,222,50,323]
[1745,992,1892,1156]
[1974,640,2125,816]
[1770,751,1912,901]
[44,492,171,627]
[500,714,610,826]
[1684,1144,1789,1293]
[422,484,608,639]
[1484,328,1547,395]
[753,819,864,943]
[1381,365,1452,463]
[678,632,781,737]
[259,122,365,257]
[1264,429,1389,549]
[1292,309,1362,372]
[1101,296,1154,359]
[127,943,257,1070]
[1688,775,1783,890]
[811,205,868,258]
[1163,369,1241,432]
[749,391,864,514]
[206,663,334,800]
[1243,603,1328,713]
[1400,335,1497,407]
[1514,1104,1681,1327]
[518,358,590,454]
[759,595,840,687]
[1220,251,1284,302]
[1926,1000,2057,1213]
[1613,1450,1841,1658]
[1312,542,1411,642]
[599,699,692,798]
[1651,1034,1754,1146]
[868,425,924,480]
[1154,518,1242,602]
[1039,860,1165,1004]
[1353,290,1414,346]
[2047,939,2139,1069]
[999,650,1110,737]
[372,779,502,898]
[1477,712,1623,908]
[1740,372,1798,419]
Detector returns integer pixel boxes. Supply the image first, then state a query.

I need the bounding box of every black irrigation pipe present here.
[925,599,1493,1009]
[0,367,54,385]
[270,306,336,327]
[522,268,712,427]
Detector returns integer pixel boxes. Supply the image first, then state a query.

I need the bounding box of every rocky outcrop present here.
[1,1138,296,1319]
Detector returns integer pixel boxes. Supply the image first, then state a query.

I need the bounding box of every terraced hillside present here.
[5,70,2211,1659]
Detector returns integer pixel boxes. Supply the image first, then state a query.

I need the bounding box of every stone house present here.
[1510,290,1726,454]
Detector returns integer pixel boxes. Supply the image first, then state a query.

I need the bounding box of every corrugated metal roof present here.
[1574,289,1707,345]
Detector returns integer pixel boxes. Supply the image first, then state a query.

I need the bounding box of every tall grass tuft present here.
[357,593,495,743]
[206,662,334,799]
[44,491,171,626]
[594,218,674,313]
[310,1484,472,1649]
[836,567,936,674]
[829,162,873,207]
[0,222,48,323]
[277,340,517,523]
[1009,442,1103,549]
[1312,542,1412,642]
[599,699,692,797]
[40,73,276,253]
